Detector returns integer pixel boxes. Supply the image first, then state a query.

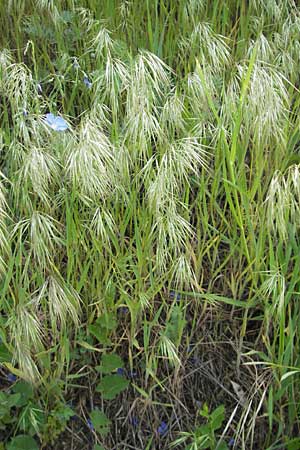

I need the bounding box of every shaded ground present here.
[39,303,272,450]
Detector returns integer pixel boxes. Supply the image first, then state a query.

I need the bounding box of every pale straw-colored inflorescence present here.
[225,61,289,146]
[8,303,44,382]
[180,22,231,75]
[0,178,9,276]
[17,146,59,206]
[12,211,63,270]
[66,118,117,201]
[34,275,81,333]
[266,165,300,241]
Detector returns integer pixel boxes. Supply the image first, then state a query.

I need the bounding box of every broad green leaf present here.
[12,381,34,407]
[0,392,10,417]
[0,344,11,363]
[90,409,111,436]
[93,445,105,450]
[211,405,225,430]
[199,403,209,418]
[88,324,105,342]
[96,313,117,331]
[96,354,124,374]
[195,424,210,437]
[7,393,21,408]
[287,438,300,450]
[7,435,39,450]
[96,374,129,399]
[55,405,75,421]
[88,325,111,345]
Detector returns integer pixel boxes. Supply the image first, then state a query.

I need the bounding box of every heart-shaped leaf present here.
[96,374,129,399]
[96,354,124,374]
[88,325,111,345]
[90,409,111,436]
[96,313,117,331]
[7,435,39,450]
[12,381,34,407]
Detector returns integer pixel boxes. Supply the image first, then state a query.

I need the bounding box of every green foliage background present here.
[0,1,300,449]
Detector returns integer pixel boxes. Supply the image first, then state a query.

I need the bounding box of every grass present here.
[0,0,300,449]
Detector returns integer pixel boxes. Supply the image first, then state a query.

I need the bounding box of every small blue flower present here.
[157,421,168,436]
[117,367,125,375]
[190,355,200,365]
[128,370,137,379]
[119,306,129,314]
[44,113,69,132]
[83,76,92,89]
[7,373,17,383]
[87,418,94,431]
[229,438,235,447]
[73,59,80,69]
[131,416,139,427]
[23,109,28,117]
[170,291,181,301]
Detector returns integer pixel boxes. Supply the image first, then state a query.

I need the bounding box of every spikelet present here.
[259,270,286,316]
[225,62,289,146]
[12,211,63,270]
[124,51,172,156]
[158,334,181,368]
[181,22,231,74]
[66,119,116,201]
[0,177,9,276]
[8,303,44,382]
[90,207,116,246]
[17,146,59,206]
[266,165,300,241]
[34,275,80,333]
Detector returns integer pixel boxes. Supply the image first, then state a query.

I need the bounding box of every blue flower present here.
[44,113,69,132]
[87,418,94,431]
[190,355,200,365]
[128,370,137,379]
[73,59,80,69]
[170,291,181,301]
[7,373,17,383]
[119,306,129,314]
[131,416,139,427]
[157,421,168,436]
[229,438,235,447]
[83,76,92,89]
[116,368,125,375]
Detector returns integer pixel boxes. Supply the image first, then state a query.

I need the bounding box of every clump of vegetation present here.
[0,0,300,449]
